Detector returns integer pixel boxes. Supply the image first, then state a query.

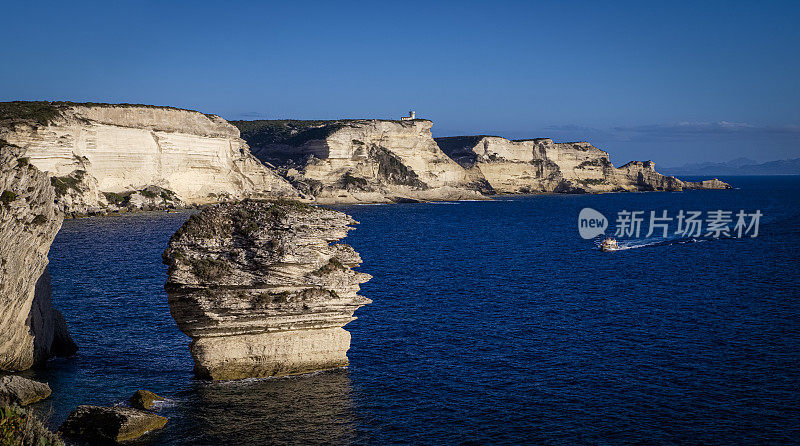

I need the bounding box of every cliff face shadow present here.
[152,368,358,445]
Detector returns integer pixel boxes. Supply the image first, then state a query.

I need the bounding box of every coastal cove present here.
[2,2,797,443]
[0,101,736,442]
[22,176,800,444]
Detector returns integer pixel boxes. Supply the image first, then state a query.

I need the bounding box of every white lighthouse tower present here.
[400,110,416,121]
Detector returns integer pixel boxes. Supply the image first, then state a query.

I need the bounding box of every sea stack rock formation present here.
[435,136,731,193]
[163,199,371,380]
[0,102,298,215]
[234,119,490,203]
[0,140,76,371]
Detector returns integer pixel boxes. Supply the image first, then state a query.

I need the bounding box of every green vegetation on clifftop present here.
[0,102,63,126]
[231,120,347,148]
[232,118,430,148]
[0,101,218,127]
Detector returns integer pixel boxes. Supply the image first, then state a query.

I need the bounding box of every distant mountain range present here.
[662,157,800,176]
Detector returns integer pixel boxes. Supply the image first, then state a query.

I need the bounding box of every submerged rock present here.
[163,199,371,380]
[58,405,167,443]
[129,389,164,410]
[0,141,76,371]
[0,375,51,406]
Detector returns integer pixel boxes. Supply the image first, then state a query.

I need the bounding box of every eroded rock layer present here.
[0,141,76,371]
[234,119,490,203]
[163,200,371,380]
[0,102,298,215]
[435,136,731,193]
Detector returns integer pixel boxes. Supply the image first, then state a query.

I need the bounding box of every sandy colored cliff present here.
[0,102,298,215]
[235,119,490,203]
[0,140,76,371]
[163,199,371,380]
[436,136,730,193]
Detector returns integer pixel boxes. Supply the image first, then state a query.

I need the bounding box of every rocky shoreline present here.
[236,119,730,203]
[1,101,730,216]
[0,101,734,442]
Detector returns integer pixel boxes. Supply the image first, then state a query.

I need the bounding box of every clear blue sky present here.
[2,0,798,165]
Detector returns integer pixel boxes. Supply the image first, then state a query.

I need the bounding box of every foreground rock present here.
[234,119,490,203]
[129,389,164,410]
[0,141,76,371]
[58,405,167,443]
[435,136,731,193]
[0,101,299,215]
[163,199,371,380]
[0,376,51,406]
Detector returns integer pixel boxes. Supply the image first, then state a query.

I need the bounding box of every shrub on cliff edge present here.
[0,102,62,127]
[49,172,85,197]
[0,405,63,446]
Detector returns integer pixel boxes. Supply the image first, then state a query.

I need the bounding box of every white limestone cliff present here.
[163,200,371,380]
[0,141,76,371]
[435,136,730,193]
[235,119,490,203]
[0,102,298,214]
[0,102,729,211]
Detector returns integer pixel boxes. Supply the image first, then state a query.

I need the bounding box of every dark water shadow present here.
[147,368,360,445]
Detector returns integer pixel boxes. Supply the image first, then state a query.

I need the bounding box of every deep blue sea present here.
[22,176,800,445]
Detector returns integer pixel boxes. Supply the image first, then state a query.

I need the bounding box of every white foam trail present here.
[595,237,709,251]
[151,398,177,409]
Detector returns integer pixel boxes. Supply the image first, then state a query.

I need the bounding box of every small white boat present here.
[600,237,620,252]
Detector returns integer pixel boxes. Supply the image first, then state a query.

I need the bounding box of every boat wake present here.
[593,236,709,251]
